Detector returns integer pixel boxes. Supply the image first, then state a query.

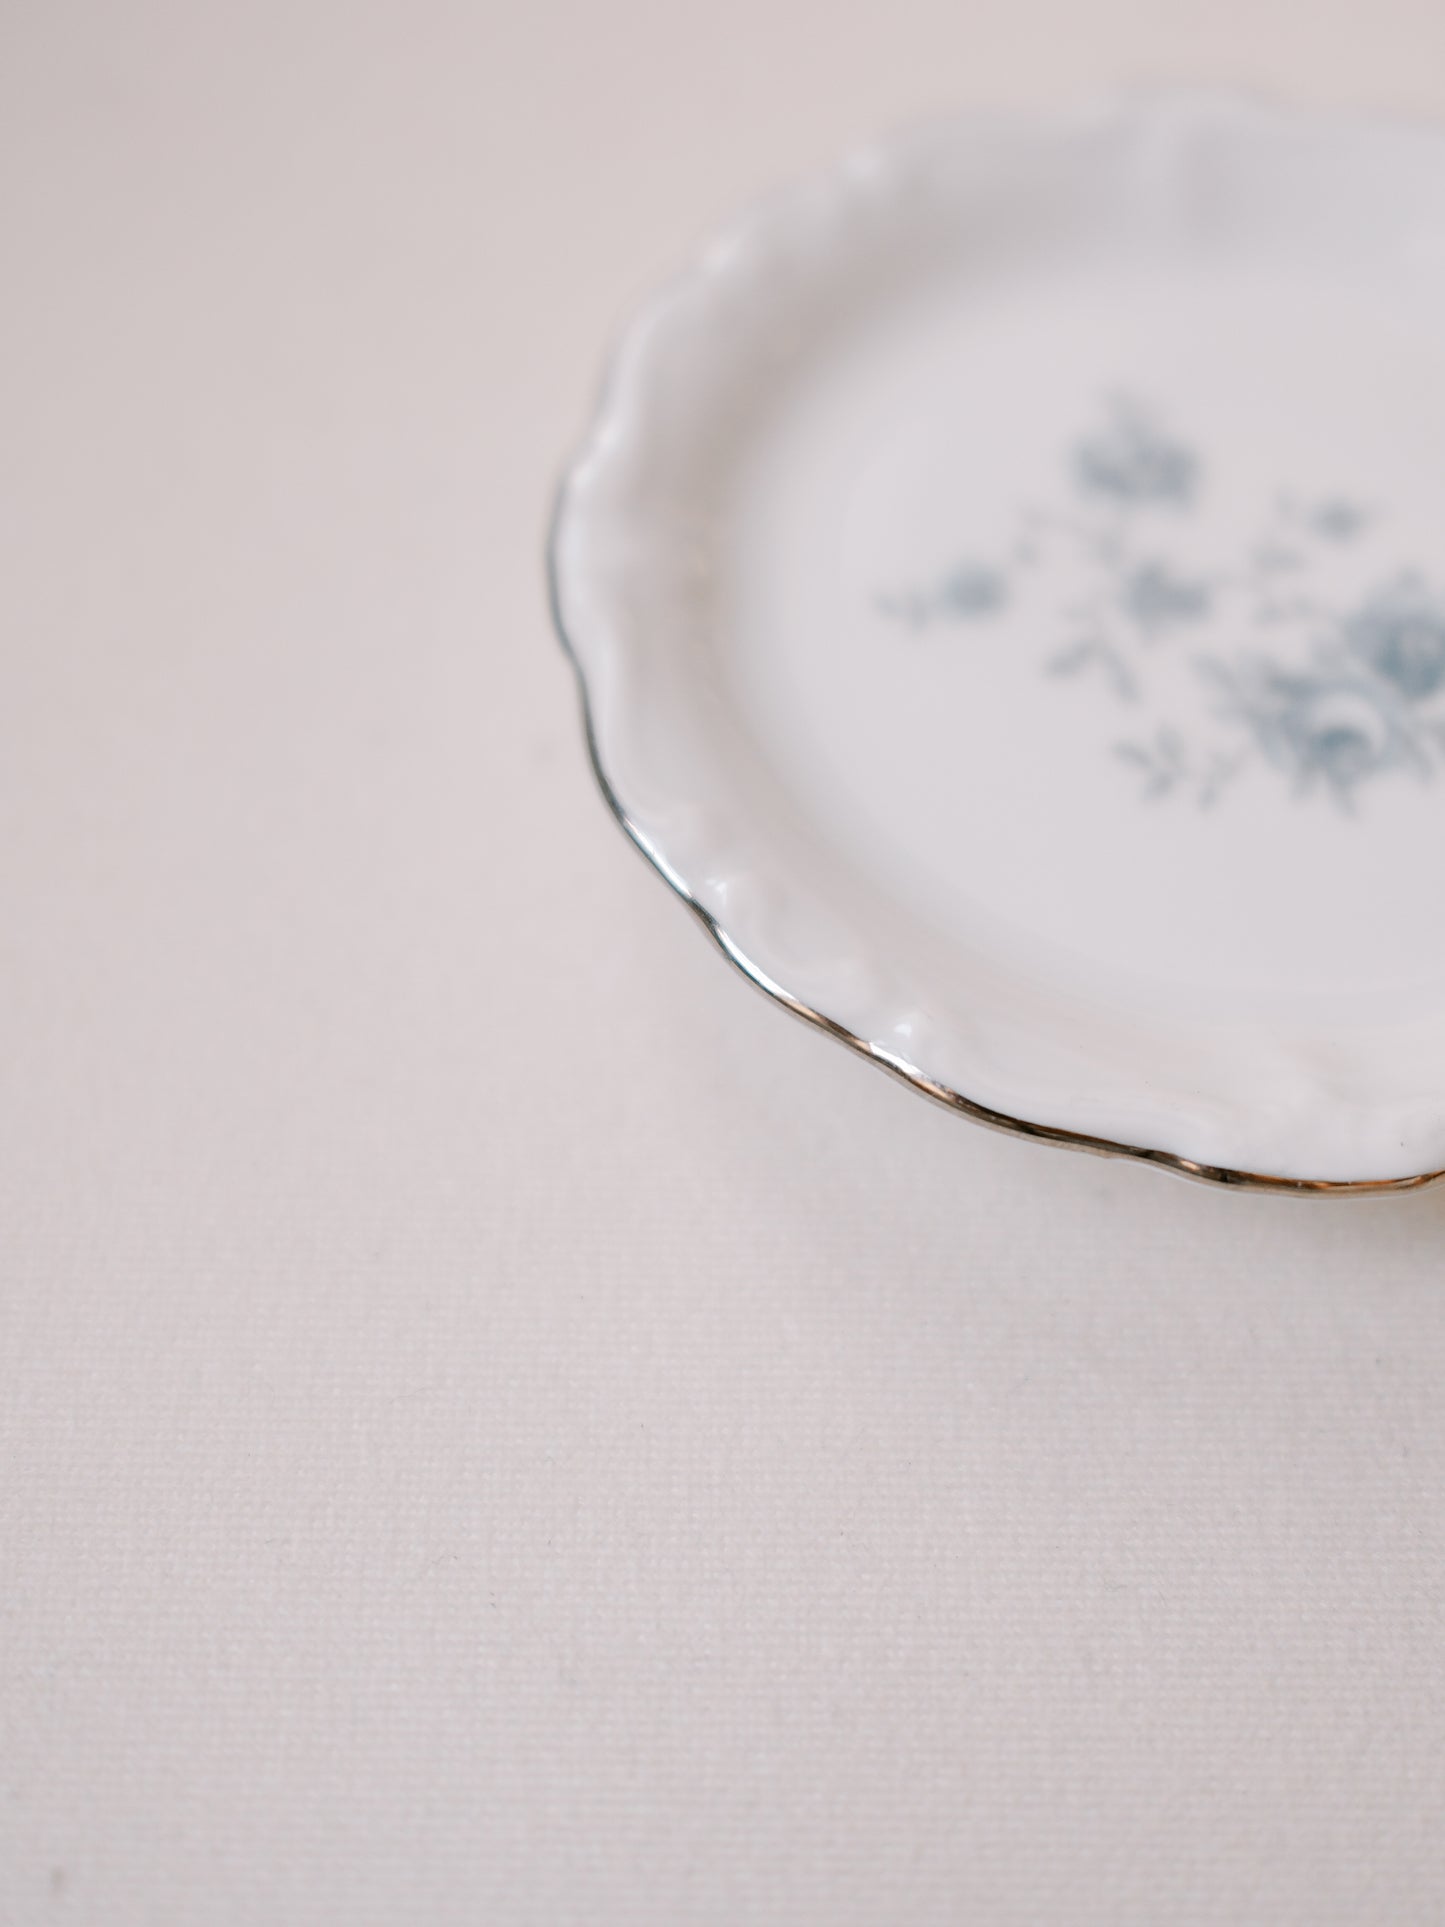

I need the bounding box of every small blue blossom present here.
[1309,498,1368,541]
[1210,661,1406,800]
[1074,399,1198,507]
[1345,575,1445,701]
[1121,560,1212,634]
[877,563,1008,628]
[1277,682,1396,794]
[937,564,1008,619]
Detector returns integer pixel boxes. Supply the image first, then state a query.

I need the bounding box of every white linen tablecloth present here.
[7,2,1445,1920]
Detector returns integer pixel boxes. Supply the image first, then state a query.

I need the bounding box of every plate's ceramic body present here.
[551,95,1445,1191]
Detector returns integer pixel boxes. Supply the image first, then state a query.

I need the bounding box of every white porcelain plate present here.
[551,95,1445,1192]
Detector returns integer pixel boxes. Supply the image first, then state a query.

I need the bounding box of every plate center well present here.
[724,253,1445,1012]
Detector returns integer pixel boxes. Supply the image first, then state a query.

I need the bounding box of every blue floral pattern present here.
[877,394,1445,809]
[1073,396,1198,506]
[1344,575,1445,700]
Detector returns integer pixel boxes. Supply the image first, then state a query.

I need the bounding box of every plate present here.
[550,94,1445,1192]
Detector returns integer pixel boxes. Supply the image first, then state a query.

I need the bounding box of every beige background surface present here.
[7,3,1445,1922]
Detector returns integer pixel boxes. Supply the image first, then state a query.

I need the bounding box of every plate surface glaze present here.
[551,95,1445,1190]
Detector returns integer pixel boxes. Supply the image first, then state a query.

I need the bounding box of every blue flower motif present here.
[1074,399,1198,507]
[877,393,1445,810]
[1309,498,1368,541]
[1345,575,1445,701]
[1121,560,1212,634]
[1276,682,1397,793]
[877,562,1008,628]
[937,564,1008,619]
[1210,661,1408,800]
